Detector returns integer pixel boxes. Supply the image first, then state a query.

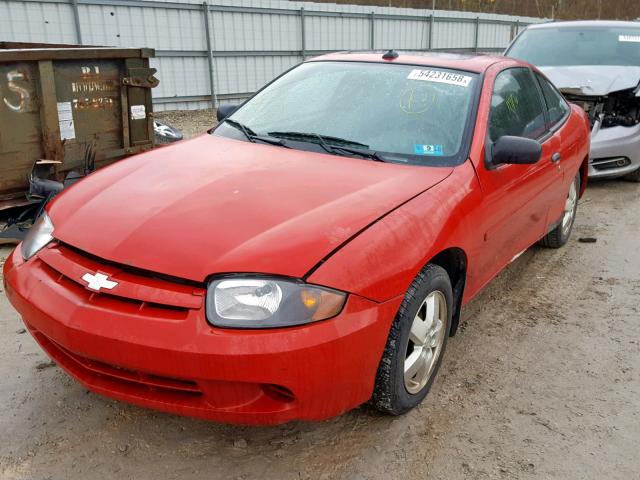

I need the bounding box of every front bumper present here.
[589,123,640,179]
[3,246,401,425]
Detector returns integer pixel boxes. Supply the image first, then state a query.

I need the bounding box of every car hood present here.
[48,134,452,282]
[539,65,640,96]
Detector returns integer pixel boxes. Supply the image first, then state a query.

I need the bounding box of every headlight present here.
[206,277,347,328]
[21,212,55,260]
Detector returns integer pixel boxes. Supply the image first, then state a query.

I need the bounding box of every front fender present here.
[306,161,482,303]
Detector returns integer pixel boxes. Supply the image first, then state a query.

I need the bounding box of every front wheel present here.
[539,171,580,249]
[372,264,452,415]
[624,166,640,182]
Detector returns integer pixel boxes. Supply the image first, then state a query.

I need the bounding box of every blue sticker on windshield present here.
[414,144,443,156]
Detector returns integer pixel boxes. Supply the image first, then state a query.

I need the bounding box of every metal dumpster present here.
[0,42,158,210]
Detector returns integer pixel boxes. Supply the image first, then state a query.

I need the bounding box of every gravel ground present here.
[154,109,218,139]
[0,125,639,478]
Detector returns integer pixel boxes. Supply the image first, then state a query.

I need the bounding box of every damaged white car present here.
[506,20,640,181]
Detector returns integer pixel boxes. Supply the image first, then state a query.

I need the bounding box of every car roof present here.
[307,51,510,73]
[527,20,640,30]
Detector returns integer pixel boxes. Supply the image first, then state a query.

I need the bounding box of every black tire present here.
[372,264,453,415]
[624,167,640,183]
[539,171,580,249]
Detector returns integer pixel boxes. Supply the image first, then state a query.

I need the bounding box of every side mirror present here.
[488,135,542,168]
[216,104,238,122]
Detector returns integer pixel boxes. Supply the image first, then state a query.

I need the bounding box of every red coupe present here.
[3,52,589,425]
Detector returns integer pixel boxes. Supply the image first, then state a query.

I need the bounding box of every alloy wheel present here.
[404,290,448,394]
[562,176,579,237]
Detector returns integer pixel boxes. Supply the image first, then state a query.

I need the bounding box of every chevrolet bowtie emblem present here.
[81,272,118,291]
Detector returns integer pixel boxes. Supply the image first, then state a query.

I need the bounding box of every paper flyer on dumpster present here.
[56,101,76,140]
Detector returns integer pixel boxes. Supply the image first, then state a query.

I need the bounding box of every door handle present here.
[551,152,562,163]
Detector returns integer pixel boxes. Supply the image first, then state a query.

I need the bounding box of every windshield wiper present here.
[327,145,387,163]
[224,119,289,147]
[268,131,368,148]
[267,131,385,162]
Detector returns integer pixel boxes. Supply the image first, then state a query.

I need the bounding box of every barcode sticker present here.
[619,35,640,43]
[408,69,472,87]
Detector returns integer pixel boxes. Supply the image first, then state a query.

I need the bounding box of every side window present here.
[489,68,547,142]
[536,73,570,129]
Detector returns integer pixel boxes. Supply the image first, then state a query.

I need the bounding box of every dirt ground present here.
[1,130,639,479]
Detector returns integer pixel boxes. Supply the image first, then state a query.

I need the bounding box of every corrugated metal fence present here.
[0,0,543,111]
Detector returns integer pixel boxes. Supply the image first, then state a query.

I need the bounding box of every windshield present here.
[507,26,640,67]
[213,61,479,165]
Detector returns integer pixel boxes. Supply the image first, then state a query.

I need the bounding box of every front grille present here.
[37,243,205,316]
[32,327,203,399]
[592,157,631,171]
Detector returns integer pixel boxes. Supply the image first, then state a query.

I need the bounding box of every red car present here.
[3,52,589,425]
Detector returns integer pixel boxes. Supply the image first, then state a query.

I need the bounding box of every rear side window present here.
[536,73,570,129]
[489,68,546,142]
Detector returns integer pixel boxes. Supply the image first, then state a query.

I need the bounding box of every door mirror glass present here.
[489,135,542,168]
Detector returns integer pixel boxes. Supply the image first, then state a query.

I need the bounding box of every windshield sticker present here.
[619,35,640,43]
[414,144,443,156]
[407,69,472,87]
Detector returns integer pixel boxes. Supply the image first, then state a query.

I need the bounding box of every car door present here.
[534,72,576,226]
[472,66,563,279]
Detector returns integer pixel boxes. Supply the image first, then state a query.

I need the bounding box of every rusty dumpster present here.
[0,42,158,210]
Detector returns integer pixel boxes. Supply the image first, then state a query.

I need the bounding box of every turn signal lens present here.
[300,289,320,309]
[305,289,346,321]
